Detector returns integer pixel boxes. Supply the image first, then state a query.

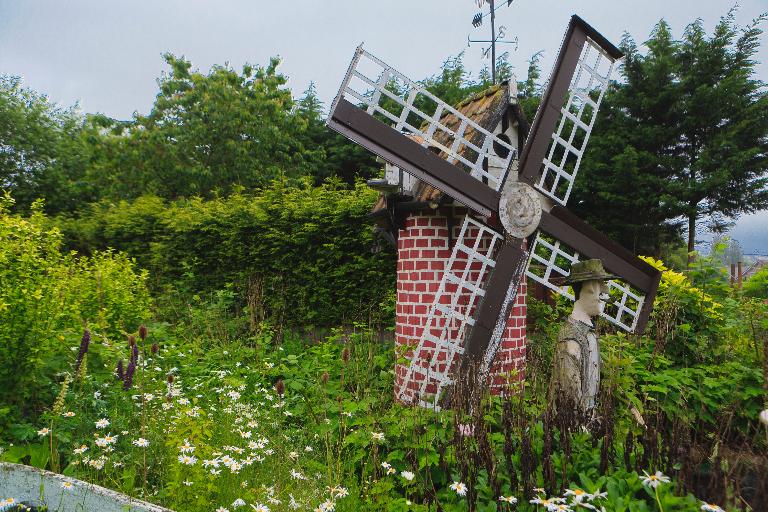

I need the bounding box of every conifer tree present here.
[571,9,768,257]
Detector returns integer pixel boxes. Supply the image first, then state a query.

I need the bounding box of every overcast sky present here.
[1,0,766,253]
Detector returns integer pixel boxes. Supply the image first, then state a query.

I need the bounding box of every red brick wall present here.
[395,212,526,403]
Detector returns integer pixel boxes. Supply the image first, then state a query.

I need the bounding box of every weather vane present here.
[467,0,519,84]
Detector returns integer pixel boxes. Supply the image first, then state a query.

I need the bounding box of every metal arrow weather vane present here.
[467,0,518,84]
[326,14,662,409]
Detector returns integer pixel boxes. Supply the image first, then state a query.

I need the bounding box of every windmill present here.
[327,15,662,408]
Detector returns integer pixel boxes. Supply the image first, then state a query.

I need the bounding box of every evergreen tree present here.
[571,9,768,257]
[295,82,379,185]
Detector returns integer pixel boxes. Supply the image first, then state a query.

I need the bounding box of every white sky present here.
[1,0,766,252]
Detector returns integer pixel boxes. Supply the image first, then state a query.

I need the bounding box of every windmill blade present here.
[528,206,661,333]
[397,216,506,409]
[327,47,516,217]
[518,15,623,206]
[459,237,529,380]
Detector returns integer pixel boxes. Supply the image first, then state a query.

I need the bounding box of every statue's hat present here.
[563,259,616,285]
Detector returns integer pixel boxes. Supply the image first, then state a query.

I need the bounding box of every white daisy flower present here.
[641,470,671,488]
[290,469,306,480]
[564,488,589,503]
[499,496,518,504]
[449,481,467,496]
[132,438,150,448]
[177,454,197,465]
[700,503,725,512]
[95,418,110,429]
[401,470,415,481]
[318,500,335,511]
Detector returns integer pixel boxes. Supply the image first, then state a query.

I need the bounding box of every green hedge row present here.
[54,180,396,327]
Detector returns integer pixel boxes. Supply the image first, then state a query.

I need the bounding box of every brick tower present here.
[368,81,530,401]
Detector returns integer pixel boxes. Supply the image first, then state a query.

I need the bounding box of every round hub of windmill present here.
[499,181,542,238]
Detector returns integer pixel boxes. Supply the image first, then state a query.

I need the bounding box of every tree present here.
[295,82,379,184]
[571,10,768,258]
[0,76,94,213]
[85,54,322,200]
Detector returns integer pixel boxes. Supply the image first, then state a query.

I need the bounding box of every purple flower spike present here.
[74,329,91,373]
[123,361,136,390]
[123,342,139,390]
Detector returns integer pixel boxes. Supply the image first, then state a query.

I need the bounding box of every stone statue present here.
[549,259,613,419]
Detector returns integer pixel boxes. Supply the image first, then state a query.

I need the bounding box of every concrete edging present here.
[0,462,173,511]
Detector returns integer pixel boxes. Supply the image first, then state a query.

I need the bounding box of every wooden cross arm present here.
[539,206,662,334]
[328,98,499,217]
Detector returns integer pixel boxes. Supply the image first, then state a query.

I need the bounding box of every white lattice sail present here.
[525,232,646,332]
[331,47,517,192]
[397,216,504,409]
[535,37,621,205]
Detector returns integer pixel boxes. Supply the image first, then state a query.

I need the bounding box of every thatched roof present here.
[371,81,527,213]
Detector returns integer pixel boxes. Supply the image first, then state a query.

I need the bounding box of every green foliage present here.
[1,246,762,511]
[640,256,751,365]
[572,9,768,255]
[743,265,768,298]
[0,197,151,430]
[1,56,381,212]
[0,76,95,213]
[295,82,379,185]
[84,54,319,200]
[2,322,737,512]
[55,180,395,329]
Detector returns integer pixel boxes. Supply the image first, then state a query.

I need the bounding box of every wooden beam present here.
[518,15,624,187]
[460,240,529,369]
[634,270,660,335]
[518,17,586,186]
[539,207,658,292]
[329,99,499,217]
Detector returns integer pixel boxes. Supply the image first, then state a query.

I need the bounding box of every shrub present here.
[743,265,768,298]
[640,256,728,365]
[54,180,396,330]
[0,194,151,430]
